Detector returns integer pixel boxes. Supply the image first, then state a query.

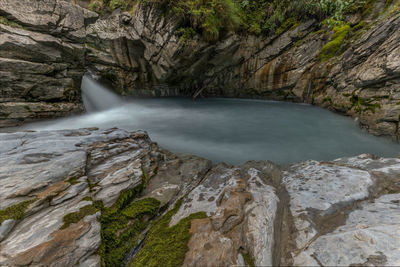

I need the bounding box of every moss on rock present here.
[61,205,99,230]
[130,199,207,267]
[98,197,161,267]
[122,198,160,218]
[66,176,80,185]
[0,199,36,224]
[350,95,382,114]
[242,251,256,267]
[319,23,351,62]
[0,16,24,29]
[96,170,161,267]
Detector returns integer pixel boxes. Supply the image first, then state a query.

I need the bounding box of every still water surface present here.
[15,76,400,164]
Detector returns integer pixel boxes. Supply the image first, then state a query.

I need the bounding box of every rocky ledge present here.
[0,128,399,266]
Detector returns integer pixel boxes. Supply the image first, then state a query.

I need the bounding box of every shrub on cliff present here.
[237,0,368,35]
[147,0,240,41]
[89,0,373,39]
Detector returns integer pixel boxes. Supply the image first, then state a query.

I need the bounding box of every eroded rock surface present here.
[0,128,211,266]
[0,0,98,127]
[0,130,399,267]
[285,154,400,266]
[172,162,281,267]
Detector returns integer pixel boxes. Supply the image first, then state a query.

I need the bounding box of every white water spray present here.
[81,74,122,112]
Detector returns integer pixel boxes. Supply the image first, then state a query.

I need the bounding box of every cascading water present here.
[81,73,123,112]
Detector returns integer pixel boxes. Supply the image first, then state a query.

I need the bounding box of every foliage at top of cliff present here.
[89,0,381,41]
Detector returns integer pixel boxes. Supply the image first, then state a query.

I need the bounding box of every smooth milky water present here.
[14,76,400,164]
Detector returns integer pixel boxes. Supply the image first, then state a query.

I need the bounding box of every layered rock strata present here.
[0,0,97,127]
[0,129,399,266]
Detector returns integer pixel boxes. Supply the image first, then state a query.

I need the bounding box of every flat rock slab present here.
[284,154,400,266]
[294,193,400,266]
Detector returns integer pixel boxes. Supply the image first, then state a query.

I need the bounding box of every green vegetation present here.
[61,205,99,230]
[122,198,160,218]
[89,0,374,41]
[350,94,381,113]
[242,251,255,267]
[130,199,207,267]
[323,96,333,103]
[58,170,157,267]
[387,0,400,14]
[319,23,351,61]
[177,27,196,44]
[0,16,24,29]
[98,196,161,267]
[89,0,140,14]
[66,176,80,185]
[96,170,160,267]
[153,0,240,42]
[0,199,36,224]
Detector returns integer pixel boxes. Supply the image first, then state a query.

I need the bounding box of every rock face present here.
[0,128,211,266]
[1,129,399,266]
[0,0,98,127]
[87,1,400,139]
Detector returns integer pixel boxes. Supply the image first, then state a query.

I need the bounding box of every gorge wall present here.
[0,0,97,127]
[85,1,400,140]
[0,0,399,139]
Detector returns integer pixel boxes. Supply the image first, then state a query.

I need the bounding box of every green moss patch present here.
[350,95,382,114]
[0,199,36,224]
[61,205,99,230]
[122,198,160,218]
[130,199,207,267]
[96,170,160,267]
[319,24,351,62]
[276,18,300,35]
[66,176,80,185]
[0,16,24,29]
[99,196,161,267]
[242,251,256,267]
[323,96,333,104]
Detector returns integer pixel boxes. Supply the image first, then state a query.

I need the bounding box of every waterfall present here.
[81,74,122,112]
